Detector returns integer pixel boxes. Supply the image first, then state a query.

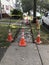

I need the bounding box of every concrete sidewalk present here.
[0,42,41,65]
[38,45,49,65]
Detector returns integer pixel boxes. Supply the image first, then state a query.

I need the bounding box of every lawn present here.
[0,19,22,48]
[0,19,20,23]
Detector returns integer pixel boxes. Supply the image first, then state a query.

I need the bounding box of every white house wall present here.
[1,0,10,15]
[10,0,16,9]
[1,0,16,15]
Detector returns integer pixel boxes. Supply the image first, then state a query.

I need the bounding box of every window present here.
[1,5,4,9]
[6,5,9,10]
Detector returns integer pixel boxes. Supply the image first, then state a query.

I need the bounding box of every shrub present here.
[11,9,23,19]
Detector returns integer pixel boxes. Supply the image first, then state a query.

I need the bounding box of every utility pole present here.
[0,0,2,19]
[33,0,37,23]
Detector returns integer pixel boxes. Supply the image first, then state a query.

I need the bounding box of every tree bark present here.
[33,0,37,23]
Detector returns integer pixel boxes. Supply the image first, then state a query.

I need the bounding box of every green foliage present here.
[37,0,49,10]
[22,0,33,12]
[11,9,23,19]
[22,0,49,12]
[11,9,23,15]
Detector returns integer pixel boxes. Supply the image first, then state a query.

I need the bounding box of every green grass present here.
[0,23,22,48]
[0,26,8,41]
[31,23,49,44]
[0,42,10,48]
[0,25,21,42]
[0,19,20,23]
[0,26,16,48]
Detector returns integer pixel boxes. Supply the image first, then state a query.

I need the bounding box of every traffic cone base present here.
[7,36,13,42]
[19,38,26,47]
[19,28,27,47]
[35,34,42,44]
[6,29,13,42]
[35,40,42,44]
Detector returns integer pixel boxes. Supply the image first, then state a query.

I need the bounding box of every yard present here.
[0,19,22,48]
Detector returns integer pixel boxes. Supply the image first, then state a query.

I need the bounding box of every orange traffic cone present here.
[19,28,27,46]
[6,29,13,42]
[35,33,42,44]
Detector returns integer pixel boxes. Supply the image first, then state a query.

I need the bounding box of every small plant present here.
[11,9,23,19]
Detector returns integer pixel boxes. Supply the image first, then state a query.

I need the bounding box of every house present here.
[1,0,16,18]
[0,0,23,18]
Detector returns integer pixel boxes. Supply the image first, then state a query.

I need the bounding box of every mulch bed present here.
[40,38,49,45]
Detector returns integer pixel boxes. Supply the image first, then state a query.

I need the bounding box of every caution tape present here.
[10,15,21,16]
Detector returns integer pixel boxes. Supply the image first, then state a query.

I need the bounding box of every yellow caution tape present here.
[10,15,21,16]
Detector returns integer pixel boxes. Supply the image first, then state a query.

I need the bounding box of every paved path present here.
[0,27,41,65]
[38,45,49,65]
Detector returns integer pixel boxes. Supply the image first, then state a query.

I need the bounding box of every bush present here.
[11,9,23,19]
